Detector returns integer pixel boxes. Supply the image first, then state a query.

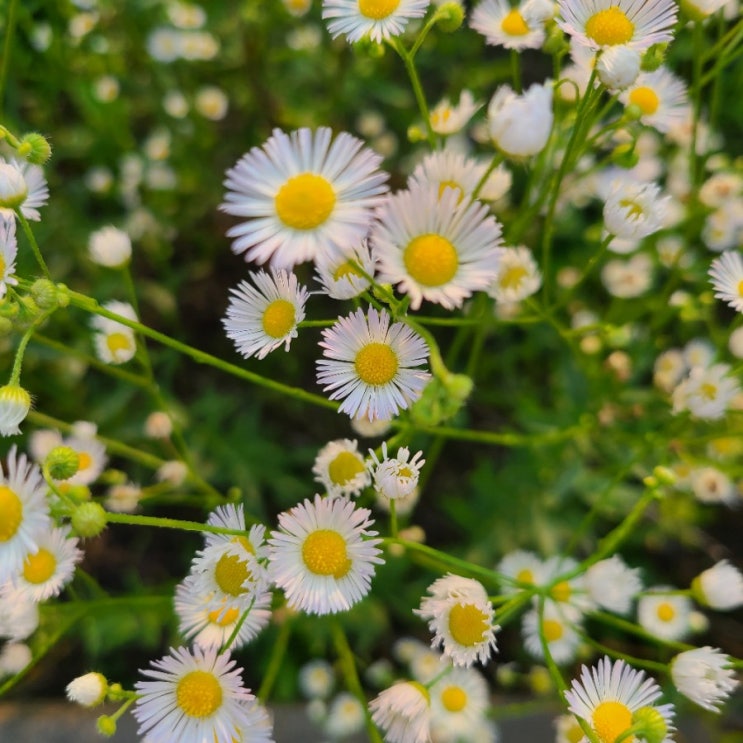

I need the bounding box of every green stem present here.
[390,39,436,147]
[9,309,54,385]
[16,211,52,279]
[257,619,292,702]
[389,498,398,538]
[510,49,522,93]
[104,511,250,537]
[0,0,19,113]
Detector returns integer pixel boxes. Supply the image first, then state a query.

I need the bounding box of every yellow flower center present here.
[333,261,364,281]
[0,485,22,542]
[354,342,398,386]
[738,279,743,297]
[448,602,489,647]
[231,535,256,554]
[23,547,57,584]
[328,451,366,486]
[0,254,5,275]
[499,265,529,290]
[106,332,133,355]
[441,685,468,712]
[78,452,93,471]
[501,9,530,35]
[403,233,459,287]
[301,529,351,578]
[262,299,296,339]
[592,700,633,743]
[437,180,464,202]
[214,553,250,596]
[275,173,336,230]
[542,618,564,642]
[358,0,401,20]
[176,670,223,718]
[516,568,534,584]
[207,606,240,626]
[700,383,718,400]
[550,580,572,602]
[628,86,660,115]
[656,601,676,622]
[585,7,635,46]
[619,199,644,218]
[431,108,452,127]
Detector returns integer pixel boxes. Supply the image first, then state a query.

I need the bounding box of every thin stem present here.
[104,511,249,537]
[16,211,52,279]
[389,499,398,538]
[510,50,522,93]
[0,0,20,112]
[257,619,292,702]
[9,309,54,385]
[390,39,436,147]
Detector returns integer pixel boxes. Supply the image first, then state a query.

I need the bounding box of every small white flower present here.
[601,253,653,298]
[596,44,641,90]
[689,467,737,506]
[585,555,642,615]
[195,86,229,121]
[693,560,743,610]
[0,588,39,641]
[637,588,692,641]
[313,439,371,498]
[429,90,481,135]
[522,605,582,664]
[368,442,425,500]
[325,691,366,738]
[0,385,32,437]
[66,672,108,707]
[299,659,335,700]
[672,364,739,420]
[488,82,553,157]
[487,245,541,303]
[88,226,132,267]
[671,647,739,712]
[620,67,689,133]
[0,641,31,676]
[429,666,491,743]
[91,300,138,365]
[470,0,546,51]
[322,0,431,44]
[709,251,743,313]
[104,483,142,513]
[369,680,432,743]
[603,180,668,240]
[0,158,49,221]
[497,549,544,594]
[313,242,375,300]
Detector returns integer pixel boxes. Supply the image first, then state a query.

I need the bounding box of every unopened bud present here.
[96,715,117,737]
[18,133,52,165]
[632,706,667,743]
[641,44,667,72]
[30,278,59,310]
[45,446,80,480]
[66,672,108,707]
[71,502,107,538]
[436,2,465,32]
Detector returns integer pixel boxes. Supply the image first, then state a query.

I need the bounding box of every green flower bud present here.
[641,44,667,72]
[31,278,59,310]
[623,103,644,122]
[632,706,667,743]
[411,372,473,426]
[18,133,52,165]
[610,143,639,169]
[543,25,569,56]
[435,2,465,32]
[45,445,80,480]
[55,283,70,308]
[71,502,107,538]
[96,715,117,737]
[0,316,12,336]
[652,466,676,487]
[407,125,427,143]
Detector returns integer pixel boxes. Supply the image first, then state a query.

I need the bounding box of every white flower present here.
[470,0,546,50]
[429,90,481,135]
[223,269,309,360]
[0,446,50,584]
[557,0,677,51]
[683,338,715,370]
[416,575,499,667]
[322,0,431,44]
[488,82,553,157]
[487,245,541,303]
[596,45,641,90]
[0,158,48,221]
[653,349,686,393]
[368,442,425,500]
[66,672,108,707]
[313,439,371,498]
[0,641,31,676]
[601,253,653,298]
[637,588,692,641]
[603,181,668,240]
[299,659,335,700]
[369,680,432,743]
[372,183,503,310]
[709,251,743,313]
[267,494,384,615]
[0,588,39,641]
[316,307,431,421]
[104,482,142,513]
[133,646,267,743]
[0,215,18,298]
[564,657,675,743]
[700,172,743,209]
[62,421,108,487]
[554,714,586,743]
[88,225,132,267]
[91,300,138,365]
[585,556,642,615]
[670,647,739,712]
[325,692,366,738]
[497,549,544,594]
[429,666,490,743]
[12,525,82,602]
[221,128,388,268]
[408,148,492,203]
[672,363,739,420]
[0,385,32,437]
[620,67,689,133]
[195,86,229,121]
[693,560,743,610]
[313,241,375,300]
[203,505,267,557]
[521,605,582,665]
[689,467,737,506]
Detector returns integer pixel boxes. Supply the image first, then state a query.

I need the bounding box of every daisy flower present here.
[325,692,366,738]
[372,183,503,310]
[367,442,425,500]
[133,645,261,743]
[430,666,490,742]
[565,657,675,743]
[637,588,692,641]
[322,0,431,44]
[408,149,493,204]
[672,363,739,420]
[692,560,743,611]
[223,269,309,360]
[603,180,668,240]
[470,0,547,50]
[709,251,743,313]
[174,575,271,651]
[0,446,50,584]
[62,421,108,487]
[88,225,132,268]
[12,525,82,603]
[540,555,595,620]
[488,82,553,158]
[557,0,677,52]
[369,680,432,743]
[487,245,541,303]
[416,574,499,667]
[601,254,653,299]
[620,67,689,133]
[91,300,138,365]
[497,549,544,594]
[221,127,388,268]
[313,241,375,300]
[66,672,108,708]
[312,439,371,498]
[0,157,49,221]
[267,494,384,615]
[522,605,582,665]
[585,555,642,615]
[316,307,431,421]
[670,647,739,712]
[0,215,18,298]
[203,505,267,558]
[0,384,32,437]
[689,466,737,506]
[429,90,481,136]
[299,659,335,700]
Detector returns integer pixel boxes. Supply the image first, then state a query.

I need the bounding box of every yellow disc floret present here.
[354,342,398,386]
[499,265,529,291]
[207,606,240,627]
[359,0,401,20]
[23,548,57,584]
[0,485,22,542]
[275,173,336,230]
[214,554,250,596]
[328,451,366,486]
[656,602,676,622]
[448,602,489,646]
[501,9,530,36]
[333,261,364,281]
[106,332,133,355]
[302,529,351,578]
[592,700,633,743]
[441,685,468,712]
[176,670,223,718]
[542,618,564,642]
[78,452,93,472]
[437,180,464,202]
[550,580,572,602]
[404,234,459,287]
[628,86,660,115]
[516,568,534,584]
[262,299,296,338]
[585,7,634,46]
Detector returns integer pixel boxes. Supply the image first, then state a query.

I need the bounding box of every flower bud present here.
[30,278,59,310]
[66,672,108,707]
[597,46,641,91]
[18,133,52,165]
[0,317,12,336]
[641,43,667,72]
[71,501,107,538]
[45,445,81,480]
[0,383,32,437]
[0,162,28,209]
[632,706,667,743]
[96,715,117,737]
[435,2,465,32]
